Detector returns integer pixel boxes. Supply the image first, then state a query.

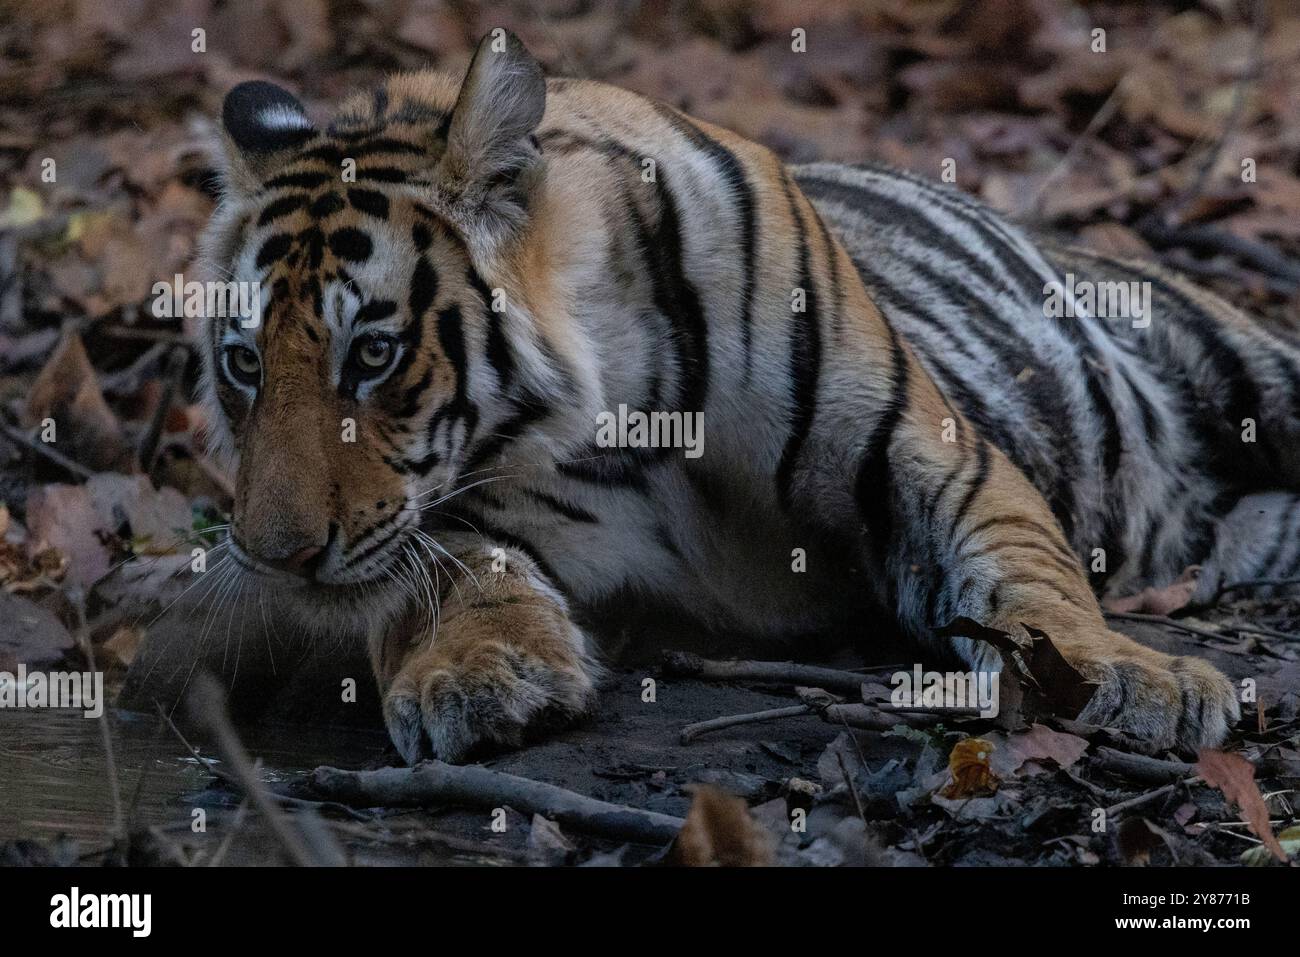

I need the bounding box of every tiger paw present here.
[382,635,598,765]
[1070,641,1240,751]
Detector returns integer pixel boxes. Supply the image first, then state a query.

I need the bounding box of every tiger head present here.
[196,31,568,631]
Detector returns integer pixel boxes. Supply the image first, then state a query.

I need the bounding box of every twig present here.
[208,794,251,867]
[1217,577,1300,598]
[71,588,124,842]
[139,343,188,478]
[1103,610,1236,643]
[1024,73,1130,217]
[308,762,686,846]
[661,651,887,695]
[679,704,812,744]
[1092,746,1195,785]
[0,417,95,481]
[1104,776,1199,817]
[1162,0,1263,225]
[153,699,236,785]
[1228,622,1299,643]
[186,672,342,867]
[822,702,938,730]
[837,751,867,823]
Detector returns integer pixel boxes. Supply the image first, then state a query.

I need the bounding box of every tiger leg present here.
[369,543,600,764]
[1192,491,1300,604]
[826,351,1239,750]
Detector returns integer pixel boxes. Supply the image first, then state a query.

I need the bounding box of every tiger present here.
[197,28,1300,765]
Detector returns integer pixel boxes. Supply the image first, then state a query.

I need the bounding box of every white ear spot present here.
[257,104,314,132]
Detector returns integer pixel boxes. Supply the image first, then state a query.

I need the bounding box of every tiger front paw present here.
[382,633,598,765]
[1071,641,1240,751]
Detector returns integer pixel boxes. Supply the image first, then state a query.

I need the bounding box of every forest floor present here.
[1,0,1299,866]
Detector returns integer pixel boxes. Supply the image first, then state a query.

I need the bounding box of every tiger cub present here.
[200,29,1300,763]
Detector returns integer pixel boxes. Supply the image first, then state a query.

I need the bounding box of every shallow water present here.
[0,708,496,865]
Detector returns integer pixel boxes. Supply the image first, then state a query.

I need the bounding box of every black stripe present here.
[328,227,373,263]
[355,167,408,183]
[521,488,599,524]
[775,170,822,511]
[309,192,345,218]
[644,169,710,414]
[953,439,991,527]
[255,233,293,270]
[469,268,515,391]
[257,194,308,226]
[264,170,331,190]
[462,393,550,474]
[651,102,758,383]
[854,319,909,560]
[346,188,390,219]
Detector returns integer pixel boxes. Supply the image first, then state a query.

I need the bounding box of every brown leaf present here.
[24,331,134,472]
[984,723,1089,778]
[935,617,1100,725]
[1102,566,1201,615]
[1196,749,1287,863]
[940,737,998,798]
[667,784,773,866]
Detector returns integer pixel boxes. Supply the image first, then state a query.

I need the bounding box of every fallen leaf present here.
[668,784,773,866]
[23,331,134,473]
[1196,749,1287,863]
[1239,825,1300,866]
[1103,566,1201,615]
[935,617,1100,726]
[940,737,999,798]
[984,723,1089,777]
[526,814,576,867]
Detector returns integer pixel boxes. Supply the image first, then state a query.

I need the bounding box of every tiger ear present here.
[435,29,547,251]
[219,81,317,196]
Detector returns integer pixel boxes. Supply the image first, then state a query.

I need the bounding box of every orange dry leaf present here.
[941,737,999,798]
[1197,750,1286,864]
[668,784,772,867]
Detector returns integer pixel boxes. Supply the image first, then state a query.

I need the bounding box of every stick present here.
[823,702,938,730]
[679,705,813,743]
[187,673,342,867]
[139,344,188,478]
[1092,746,1195,785]
[70,588,124,840]
[309,762,686,845]
[1103,610,1236,643]
[0,417,95,481]
[661,651,883,695]
[1104,777,1200,817]
[1218,577,1300,597]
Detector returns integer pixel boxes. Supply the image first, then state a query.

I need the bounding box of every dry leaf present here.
[668,784,773,866]
[940,737,998,798]
[23,331,134,473]
[1196,749,1287,863]
[1103,566,1201,616]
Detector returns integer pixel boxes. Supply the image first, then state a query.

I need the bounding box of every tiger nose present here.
[282,545,324,572]
[254,535,331,578]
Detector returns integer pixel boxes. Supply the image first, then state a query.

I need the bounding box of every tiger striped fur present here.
[199,30,1300,763]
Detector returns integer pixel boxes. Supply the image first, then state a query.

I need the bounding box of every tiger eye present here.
[358,337,393,369]
[225,345,261,386]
